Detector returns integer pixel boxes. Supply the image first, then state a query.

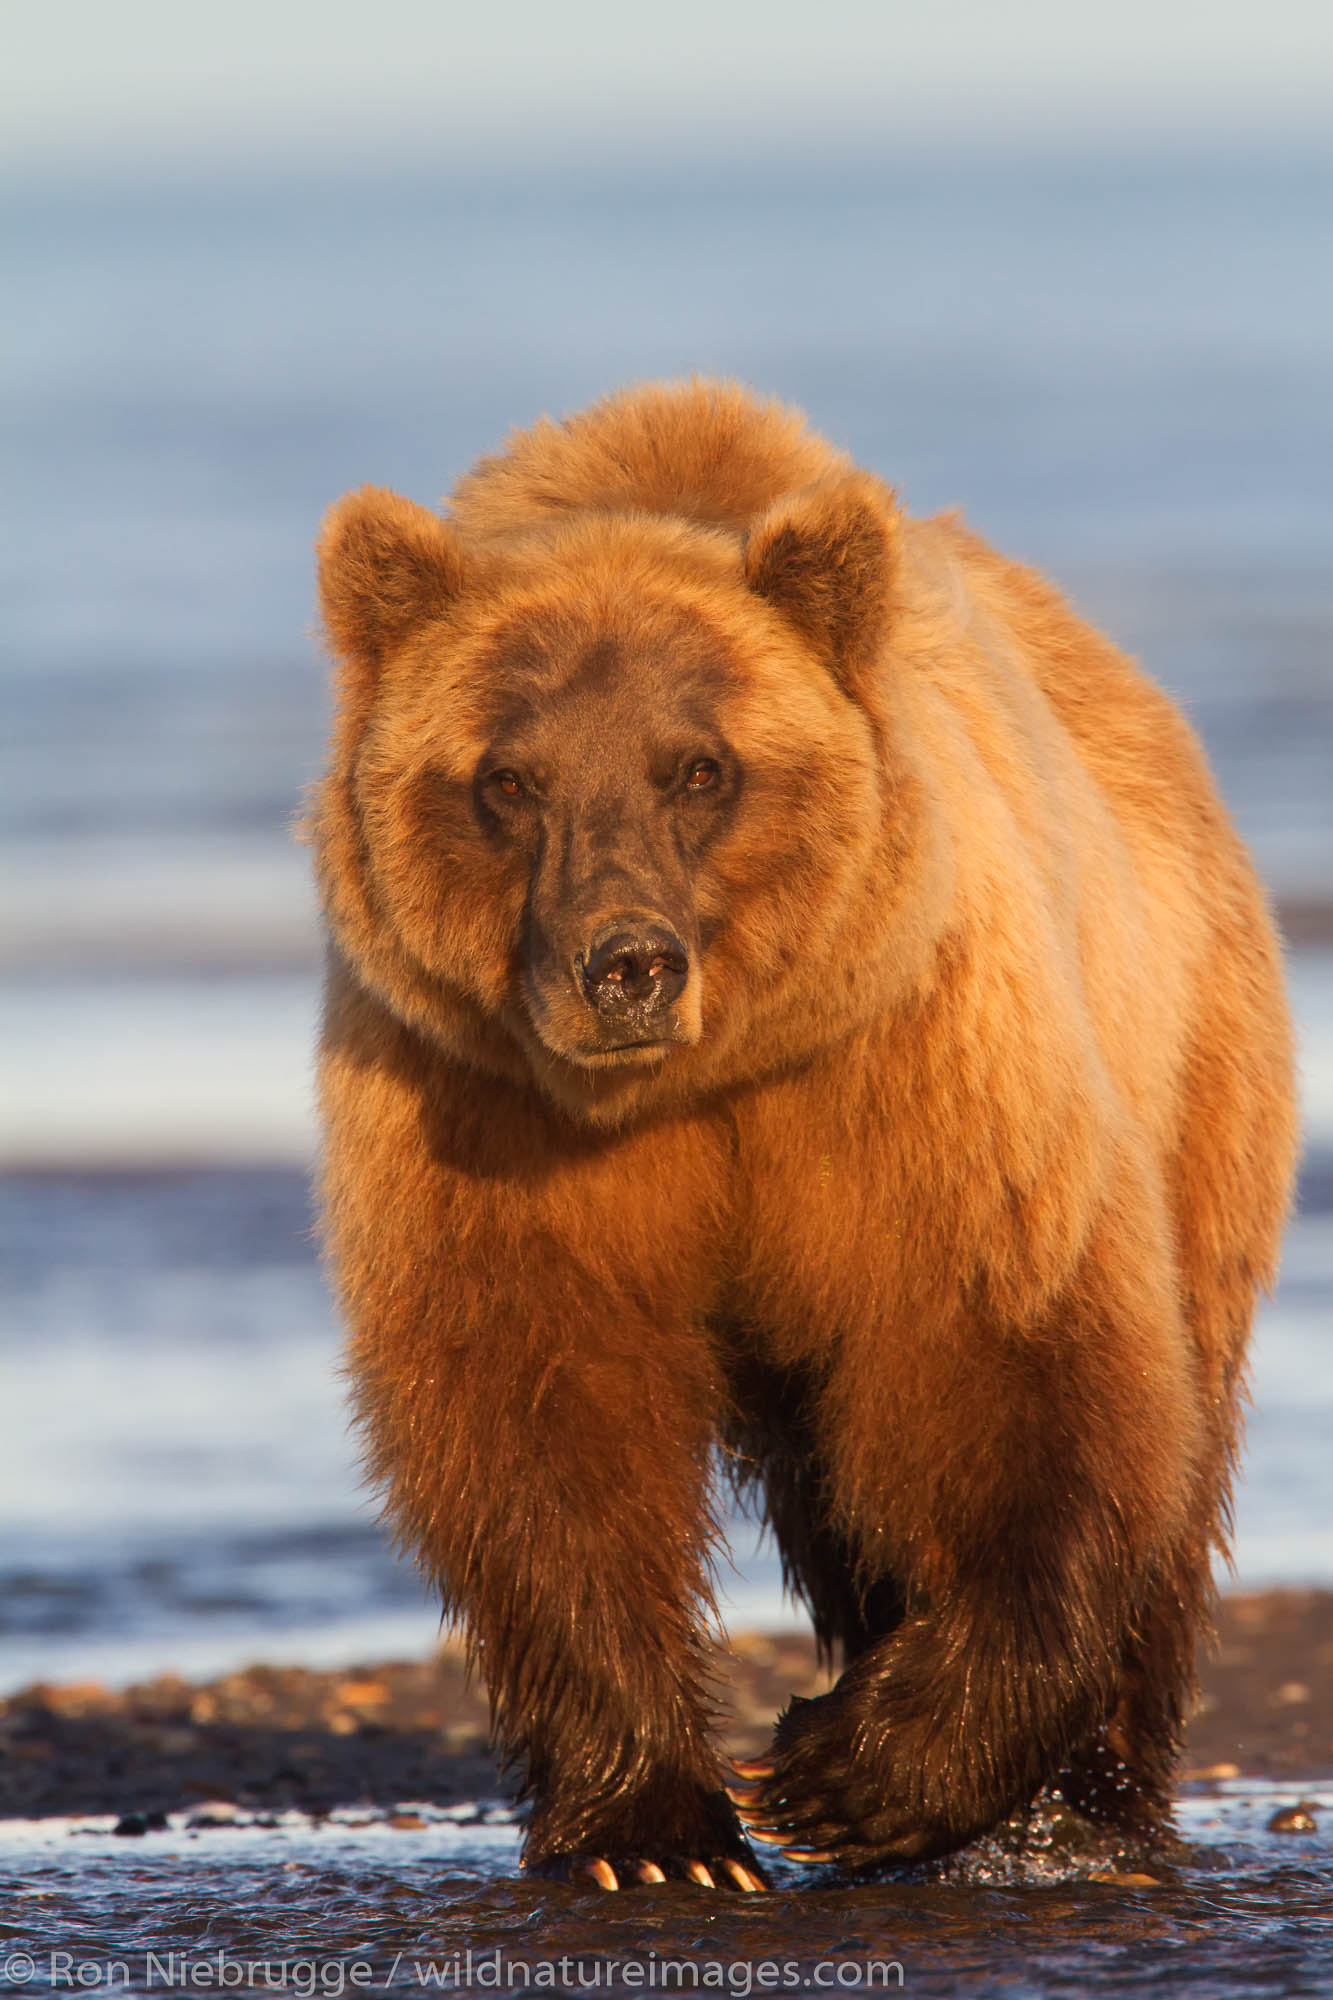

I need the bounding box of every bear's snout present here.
[580,919,689,1026]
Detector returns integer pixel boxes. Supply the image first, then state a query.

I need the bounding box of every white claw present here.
[724,1859,766,1892]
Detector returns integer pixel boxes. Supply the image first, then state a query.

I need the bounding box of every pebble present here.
[336,1678,389,1708]
[1267,1806,1318,1834]
[40,1682,111,1716]
[189,1802,241,1828]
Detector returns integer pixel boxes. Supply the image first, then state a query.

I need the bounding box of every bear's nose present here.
[581,922,689,1017]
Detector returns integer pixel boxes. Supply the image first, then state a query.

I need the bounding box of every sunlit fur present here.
[311,380,1297,1876]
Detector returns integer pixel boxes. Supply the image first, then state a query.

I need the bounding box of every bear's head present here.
[314,462,938,1125]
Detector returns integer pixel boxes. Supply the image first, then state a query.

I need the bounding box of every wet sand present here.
[3,1590,1330,1824]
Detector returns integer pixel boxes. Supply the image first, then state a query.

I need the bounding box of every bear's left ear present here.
[317,486,468,687]
[743,474,899,700]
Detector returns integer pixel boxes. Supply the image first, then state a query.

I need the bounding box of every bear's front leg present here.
[320,1007,765,1891]
[733,1200,1202,1868]
[348,1216,765,1894]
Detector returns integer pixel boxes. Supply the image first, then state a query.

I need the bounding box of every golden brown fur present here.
[312,380,1297,1883]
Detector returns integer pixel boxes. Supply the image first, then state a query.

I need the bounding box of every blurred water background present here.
[2,141,1331,1694]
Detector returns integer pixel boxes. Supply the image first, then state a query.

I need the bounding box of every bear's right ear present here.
[317,487,467,681]
[743,473,899,703]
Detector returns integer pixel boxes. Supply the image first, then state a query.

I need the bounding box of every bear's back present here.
[447,379,851,542]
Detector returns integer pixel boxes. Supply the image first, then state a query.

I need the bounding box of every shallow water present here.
[2,1787,1329,1998]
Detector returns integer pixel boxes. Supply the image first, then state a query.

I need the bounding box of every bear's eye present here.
[491,770,526,800]
[685,759,721,791]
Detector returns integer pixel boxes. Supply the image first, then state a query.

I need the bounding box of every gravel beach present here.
[4,1590,1329,1825]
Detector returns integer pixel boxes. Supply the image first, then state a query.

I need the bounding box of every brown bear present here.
[311,380,1297,1891]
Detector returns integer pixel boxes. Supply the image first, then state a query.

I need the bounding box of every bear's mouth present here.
[568,1038,677,1069]
[519,971,702,1074]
